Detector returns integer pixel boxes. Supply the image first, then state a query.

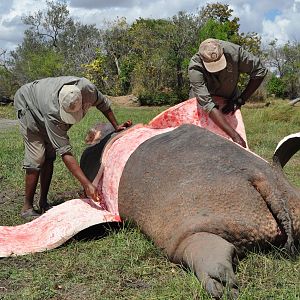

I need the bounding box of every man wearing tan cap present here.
[14,76,131,220]
[189,38,267,148]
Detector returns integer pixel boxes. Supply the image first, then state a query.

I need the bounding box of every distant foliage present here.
[199,3,240,42]
[82,50,109,91]
[266,75,287,98]
[265,39,300,99]
[0,49,18,98]
[2,1,299,104]
[138,91,178,106]
[9,0,101,86]
[14,47,64,82]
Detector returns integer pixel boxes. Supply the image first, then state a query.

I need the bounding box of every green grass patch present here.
[1,99,300,299]
[0,104,15,119]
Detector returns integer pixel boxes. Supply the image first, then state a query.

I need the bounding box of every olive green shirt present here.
[188,40,268,112]
[14,76,111,156]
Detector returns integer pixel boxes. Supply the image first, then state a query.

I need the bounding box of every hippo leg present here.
[174,232,238,299]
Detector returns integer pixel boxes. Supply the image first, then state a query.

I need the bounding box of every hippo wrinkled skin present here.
[82,124,300,299]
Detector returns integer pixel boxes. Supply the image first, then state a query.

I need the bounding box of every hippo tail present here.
[250,172,296,256]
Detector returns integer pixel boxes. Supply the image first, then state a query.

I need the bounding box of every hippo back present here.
[118,124,296,257]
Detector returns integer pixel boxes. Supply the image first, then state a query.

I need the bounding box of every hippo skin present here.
[97,124,299,299]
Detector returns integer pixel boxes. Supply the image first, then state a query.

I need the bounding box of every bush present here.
[138,91,179,106]
[266,75,286,98]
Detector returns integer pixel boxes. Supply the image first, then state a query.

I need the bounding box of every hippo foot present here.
[174,232,238,299]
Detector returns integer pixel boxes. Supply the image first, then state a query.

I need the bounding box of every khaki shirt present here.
[188,40,268,112]
[14,76,111,156]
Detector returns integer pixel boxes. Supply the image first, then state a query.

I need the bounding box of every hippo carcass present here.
[80,123,300,299]
[1,98,300,299]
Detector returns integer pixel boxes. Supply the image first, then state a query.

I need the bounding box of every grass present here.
[1,99,300,299]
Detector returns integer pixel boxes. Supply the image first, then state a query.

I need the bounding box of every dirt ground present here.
[0,118,18,131]
[109,94,140,107]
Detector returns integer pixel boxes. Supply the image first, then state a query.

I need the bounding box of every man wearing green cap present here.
[14,76,131,220]
[188,38,268,148]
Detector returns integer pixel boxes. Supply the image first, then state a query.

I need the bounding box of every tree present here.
[198,18,234,42]
[10,30,65,85]
[58,22,102,74]
[0,49,18,97]
[198,3,261,54]
[14,0,101,81]
[281,42,300,98]
[266,75,286,98]
[99,17,134,95]
[13,47,64,83]
[266,39,286,77]
[22,0,72,48]
[129,18,178,104]
[82,49,110,91]
[265,40,300,99]
[166,11,200,99]
[200,2,238,24]
[127,13,202,105]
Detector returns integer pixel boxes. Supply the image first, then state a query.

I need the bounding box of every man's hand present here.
[209,108,247,148]
[234,97,245,110]
[222,101,235,114]
[84,182,101,202]
[115,120,132,132]
[62,153,104,202]
[222,98,245,115]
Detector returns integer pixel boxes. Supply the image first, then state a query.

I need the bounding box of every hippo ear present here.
[273,133,300,167]
[85,123,115,145]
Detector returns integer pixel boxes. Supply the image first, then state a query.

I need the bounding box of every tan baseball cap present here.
[199,38,227,73]
[59,85,83,124]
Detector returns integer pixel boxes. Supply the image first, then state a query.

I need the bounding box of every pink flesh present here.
[148,98,247,148]
[0,199,120,256]
[0,98,247,257]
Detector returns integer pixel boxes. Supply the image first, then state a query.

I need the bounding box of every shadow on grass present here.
[71,221,124,242]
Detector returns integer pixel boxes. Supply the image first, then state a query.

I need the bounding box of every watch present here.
[235,97,245,106]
